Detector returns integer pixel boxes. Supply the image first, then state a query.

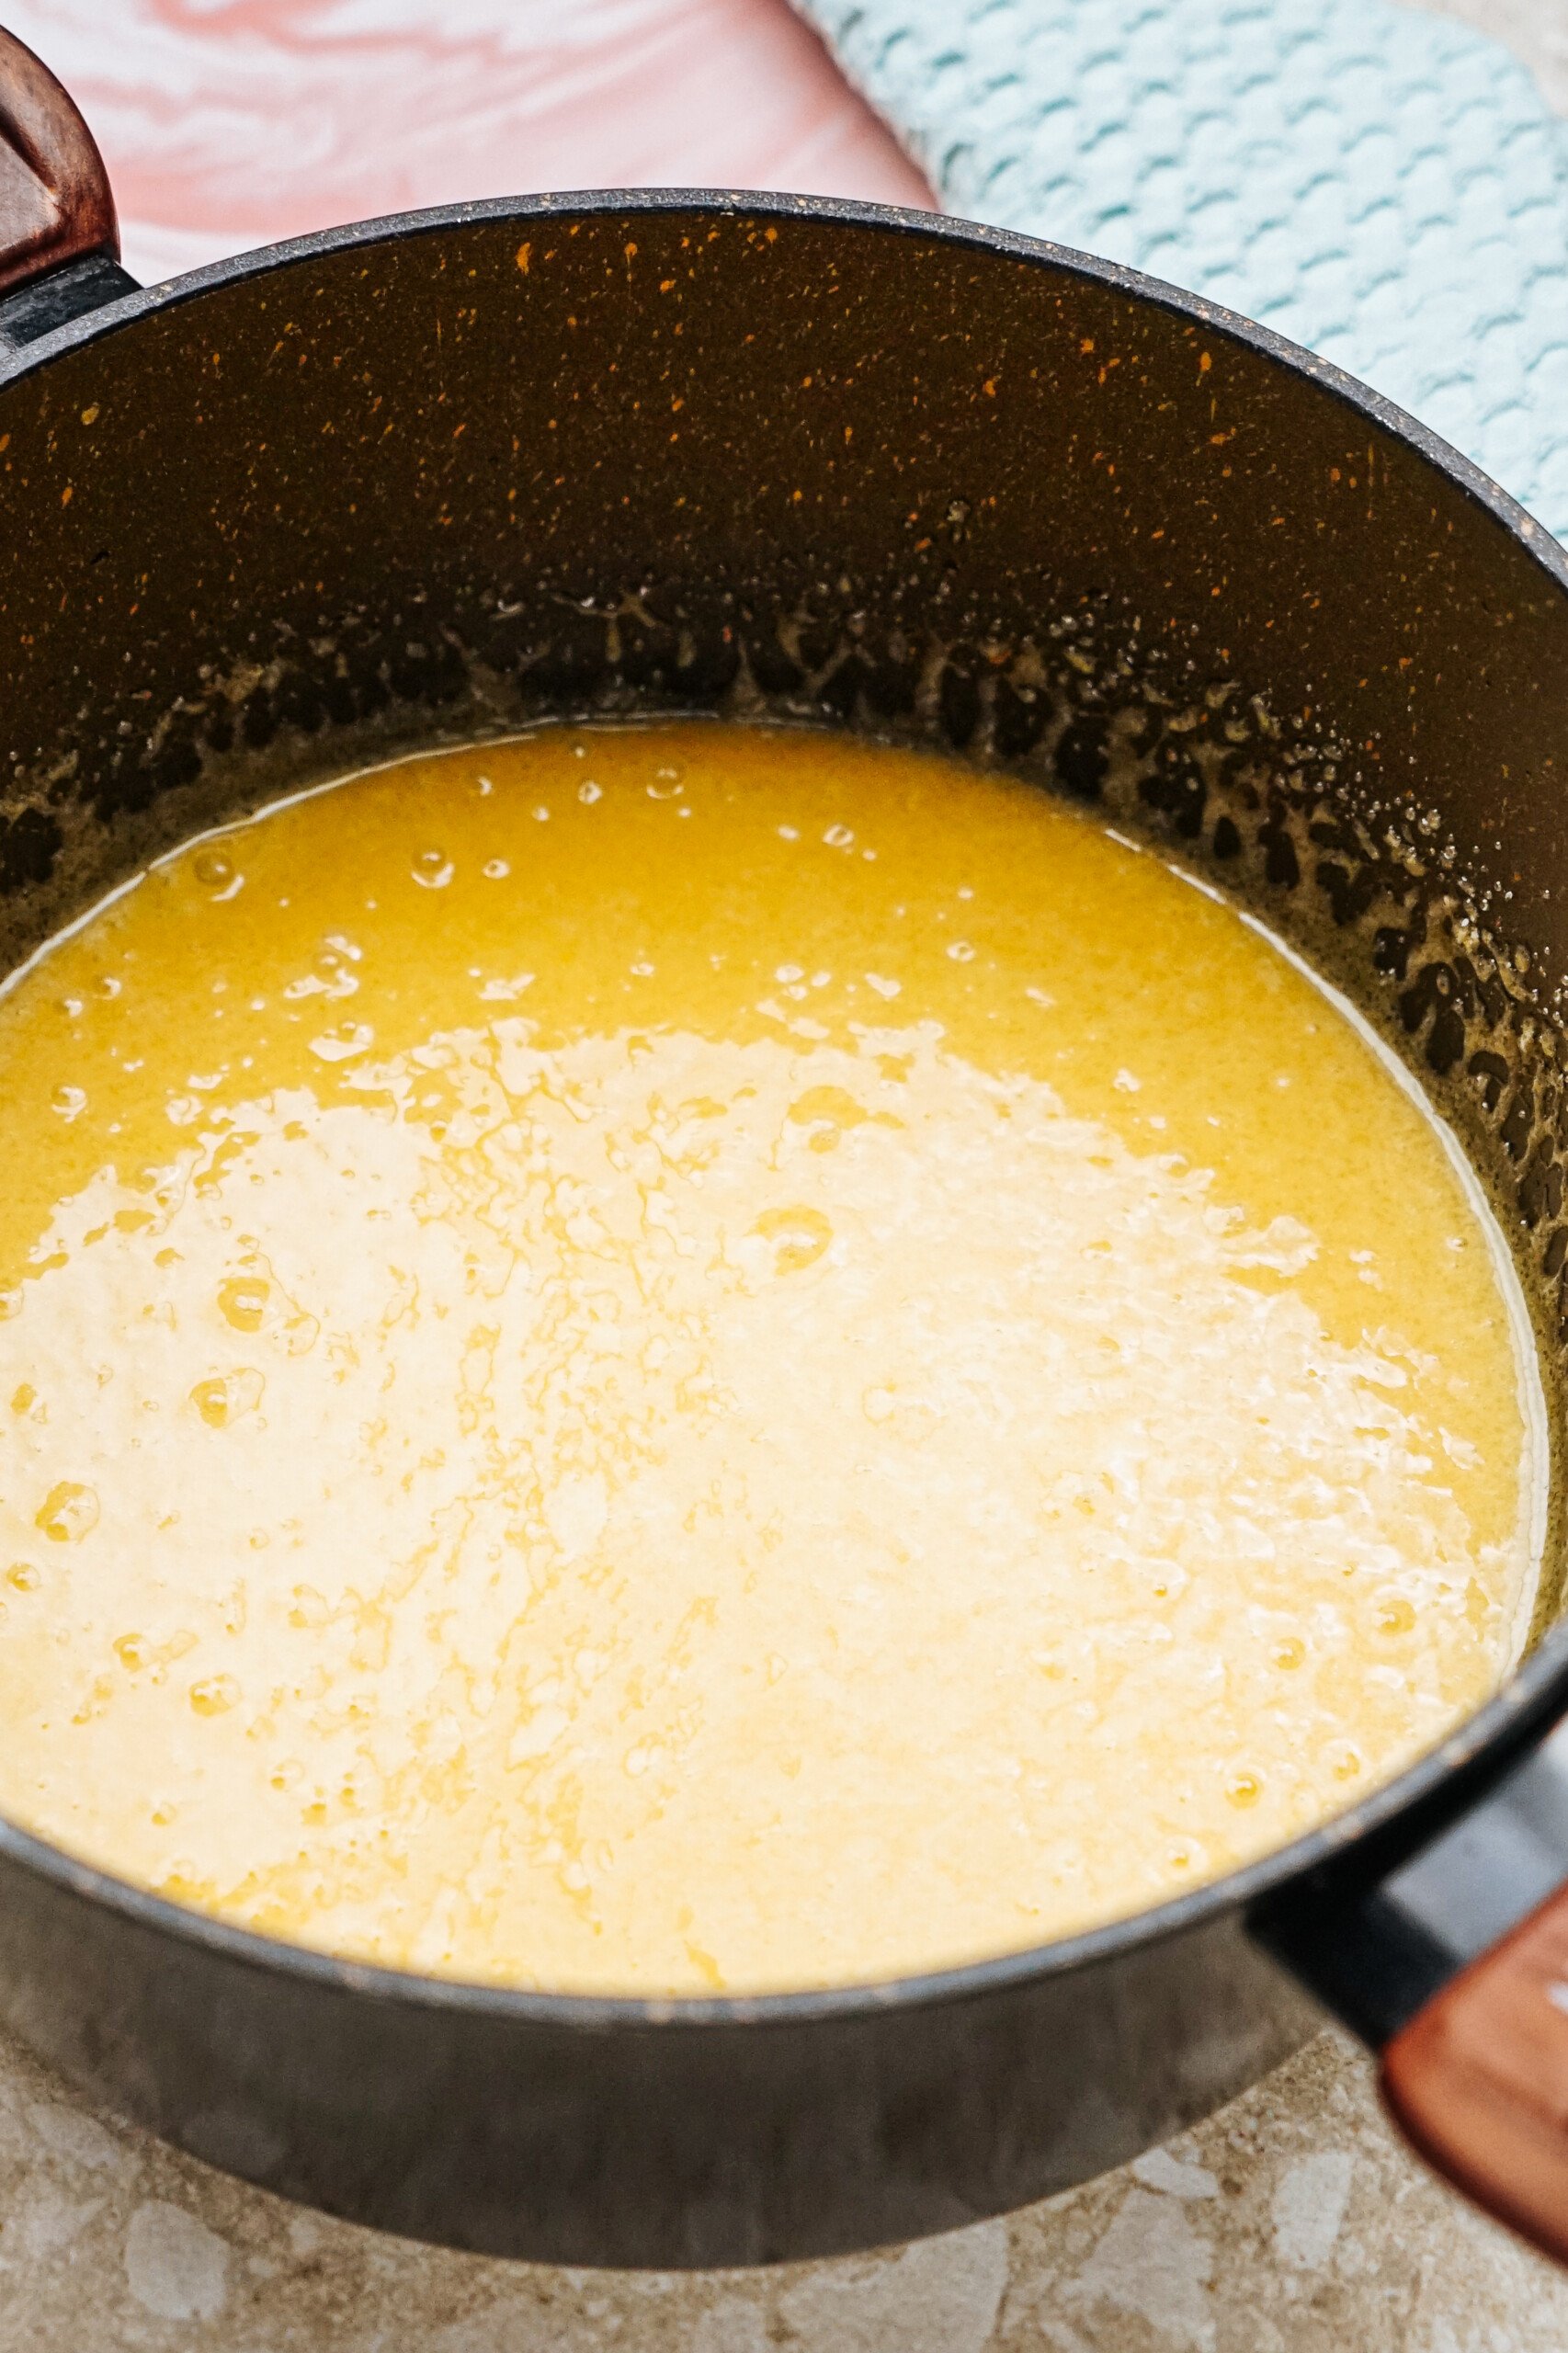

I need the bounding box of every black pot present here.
[3,28,1568,2272]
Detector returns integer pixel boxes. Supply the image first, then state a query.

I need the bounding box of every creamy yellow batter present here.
[0,723,1542,1993]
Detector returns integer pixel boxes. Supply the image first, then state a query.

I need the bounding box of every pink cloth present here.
[9,0,931,286]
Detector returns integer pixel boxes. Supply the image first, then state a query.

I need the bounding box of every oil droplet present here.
[578,779,602,805]
[0,1286,20,1321]
[50,1085,86,1120]
[824,824,854,848]
[1375,1597,1416,1637]
[6,1563,40,1593]
[482,858,510,880]
[751,1204,833,1275]
[218,1276,268,1333]
[947,939,976,963]
[1271,1636,1306,1671]
[11,1383,35,1414]
[192,849,235,892]
[93,973,120,999]
[1225,1770,1263,1809]
[1328,1743,1364,1782]
[189,1369,265,1429]
[189,1676,240,1717]
[115,1633,147,1671]
[35,1482,98,1543]
[412,848,454,889]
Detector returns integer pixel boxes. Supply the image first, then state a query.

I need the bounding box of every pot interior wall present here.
[3,199,1567,1636]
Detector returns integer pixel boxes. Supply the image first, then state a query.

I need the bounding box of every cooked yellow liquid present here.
[0,723,1541,1993]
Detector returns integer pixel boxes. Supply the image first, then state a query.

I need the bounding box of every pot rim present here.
[3,182,1567,2031]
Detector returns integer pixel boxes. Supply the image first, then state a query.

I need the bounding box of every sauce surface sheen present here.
[0,723,1540,1992]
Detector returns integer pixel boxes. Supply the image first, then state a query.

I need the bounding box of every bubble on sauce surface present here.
[188,1677,240,1718]
[217,1278,267,1333]
[750,1203,834,1274]
[189,1370,265,1429]
[33,1483,97,1544]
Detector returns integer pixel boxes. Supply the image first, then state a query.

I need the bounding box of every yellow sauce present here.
[0,723,1541,1992]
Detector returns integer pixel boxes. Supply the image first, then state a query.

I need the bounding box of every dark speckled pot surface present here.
[0,193,1567,2265]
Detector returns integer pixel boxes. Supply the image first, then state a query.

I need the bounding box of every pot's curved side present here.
[0,1827,1314,2263]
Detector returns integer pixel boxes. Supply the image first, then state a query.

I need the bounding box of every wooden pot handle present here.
[1382,1881,1568,2264]
[0,25,118,298]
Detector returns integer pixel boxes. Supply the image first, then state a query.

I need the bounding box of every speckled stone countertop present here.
[2,2022,1567,2348]
[5,2,1568,2346]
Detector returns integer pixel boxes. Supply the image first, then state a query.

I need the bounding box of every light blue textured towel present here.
[796,0,1568,544]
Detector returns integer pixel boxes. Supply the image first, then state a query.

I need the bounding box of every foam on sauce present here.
[0,724,1544,1992]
